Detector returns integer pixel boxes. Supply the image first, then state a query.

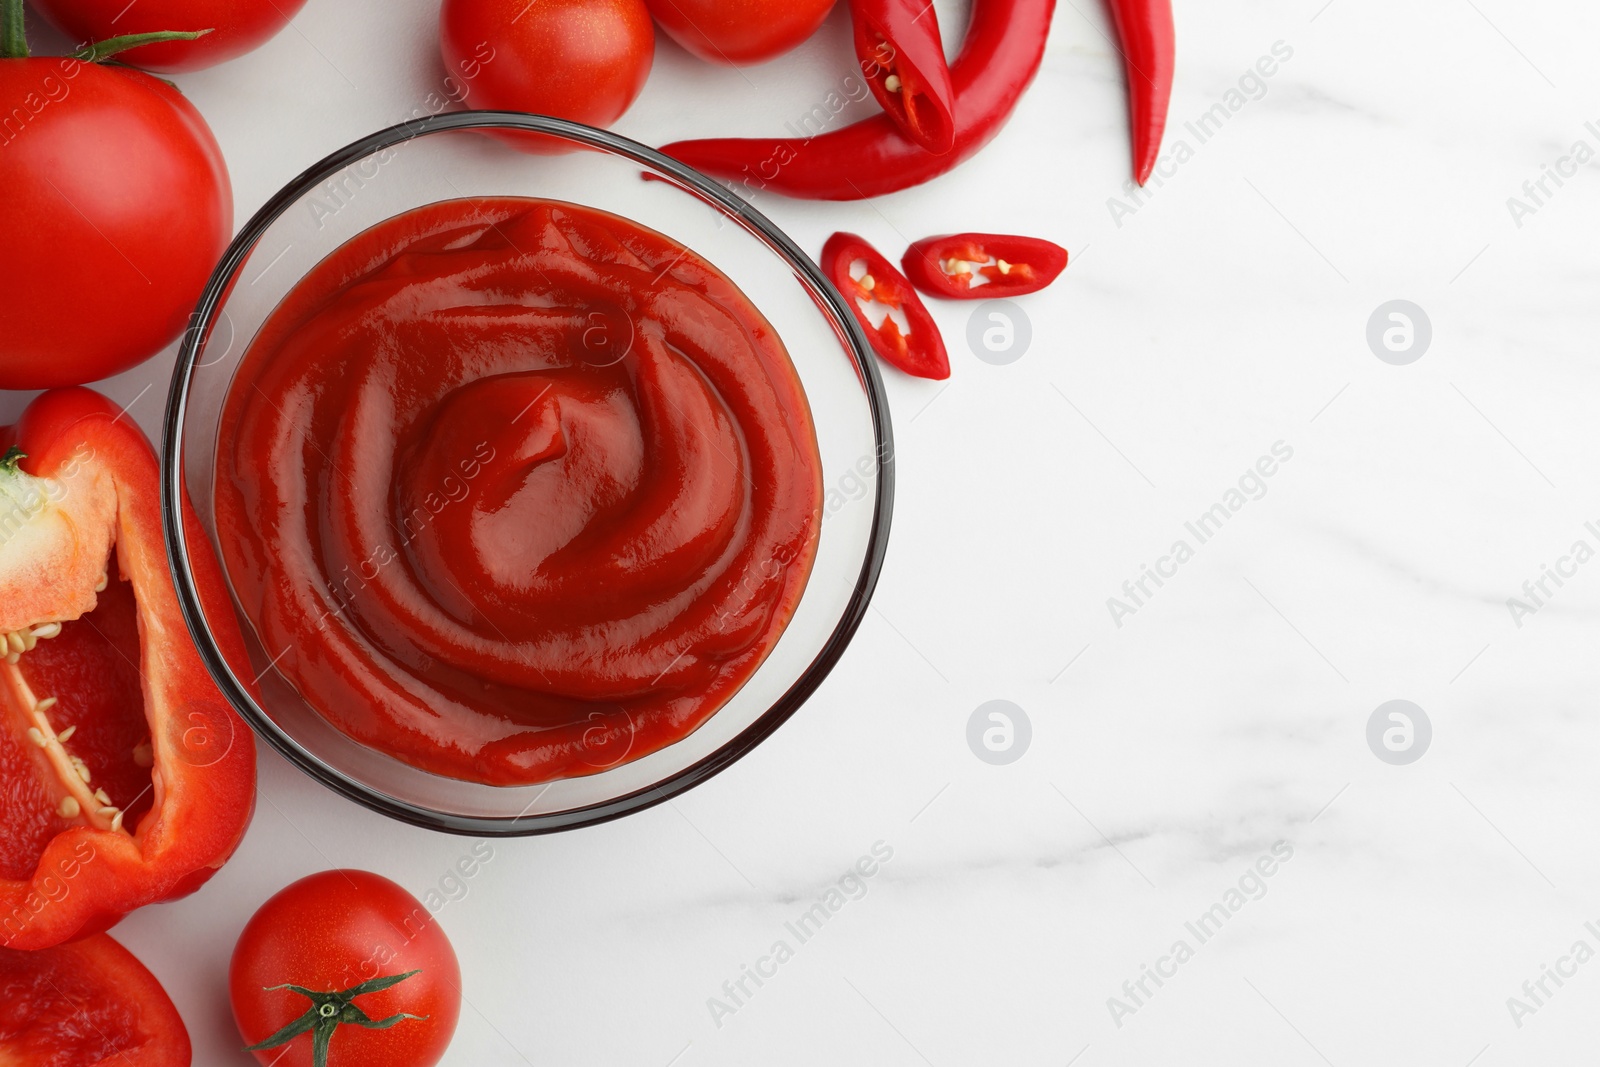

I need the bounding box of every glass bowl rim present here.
[160,109,896,837]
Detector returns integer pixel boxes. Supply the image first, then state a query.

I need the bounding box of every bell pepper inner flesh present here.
[0,549,155,879]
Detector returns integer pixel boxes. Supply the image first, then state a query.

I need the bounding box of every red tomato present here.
[0,58,231,389]
[27,0,311,73]
[440,0,654,153]
[231,870,462,1067]
[646,0,837,65]
[0,934,191,1066]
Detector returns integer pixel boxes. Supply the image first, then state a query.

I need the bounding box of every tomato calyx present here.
[72,28,214,64]
[0,0,23,60]
[0,0,211,61]
[244,969,430,1067]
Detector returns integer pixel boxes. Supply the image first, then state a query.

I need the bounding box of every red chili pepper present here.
[1108,0,1174,185]
[661,0,1054,201]
[823,233,950,380]
[851,0,955,154]
[0,388,256,950]
[902,233,1068,298]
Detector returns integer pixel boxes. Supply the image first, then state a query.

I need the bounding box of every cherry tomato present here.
[440,0,654,154]
[231,870,462,1067]
[27,0,311,73]
[0,58,231,389]
[0,934,191,1066]
[645,0,837,65]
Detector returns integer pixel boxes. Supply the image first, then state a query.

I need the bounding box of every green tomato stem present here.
[72,28,212,63]
[243,970,428,1067]
[1,0,27,60]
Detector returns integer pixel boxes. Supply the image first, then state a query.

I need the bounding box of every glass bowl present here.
[162,111,894,836]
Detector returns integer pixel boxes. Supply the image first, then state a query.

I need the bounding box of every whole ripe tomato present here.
[440,0,654,153]
[0,57,231,389]
[27,0,311,72]
[231,870,462,1067]
[0,934,191,1065]
[646,0,837,65]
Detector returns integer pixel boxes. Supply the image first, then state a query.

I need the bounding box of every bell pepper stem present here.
[1,0,28,60]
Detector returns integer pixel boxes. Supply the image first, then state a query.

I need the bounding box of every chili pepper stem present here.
[1,0,28,60]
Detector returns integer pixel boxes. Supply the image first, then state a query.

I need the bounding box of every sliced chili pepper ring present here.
[902,232,1068,298]
[823,232,950,380]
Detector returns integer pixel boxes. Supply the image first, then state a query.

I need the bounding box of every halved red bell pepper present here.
[823,232,950,380]
[0,387,255,951]
[0,932,190,1065]
[851,0,956,154]
[902,232,1068,298]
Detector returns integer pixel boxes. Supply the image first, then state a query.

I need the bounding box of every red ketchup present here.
[215,198,822,785]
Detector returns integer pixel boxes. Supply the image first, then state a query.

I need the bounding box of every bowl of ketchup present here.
[162,112,893,835]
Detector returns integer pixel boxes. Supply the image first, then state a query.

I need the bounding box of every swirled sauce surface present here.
[215,197,821,784]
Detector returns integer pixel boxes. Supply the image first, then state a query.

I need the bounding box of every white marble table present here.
[9,0,1600,1061]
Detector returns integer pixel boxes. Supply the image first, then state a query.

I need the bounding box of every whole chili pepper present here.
[823,232,950,380]
[1108,0,1174,185]
[0,388,256,951]
[850,0,955,154]
[662,0,1055,201]
[902,232,1068,298]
